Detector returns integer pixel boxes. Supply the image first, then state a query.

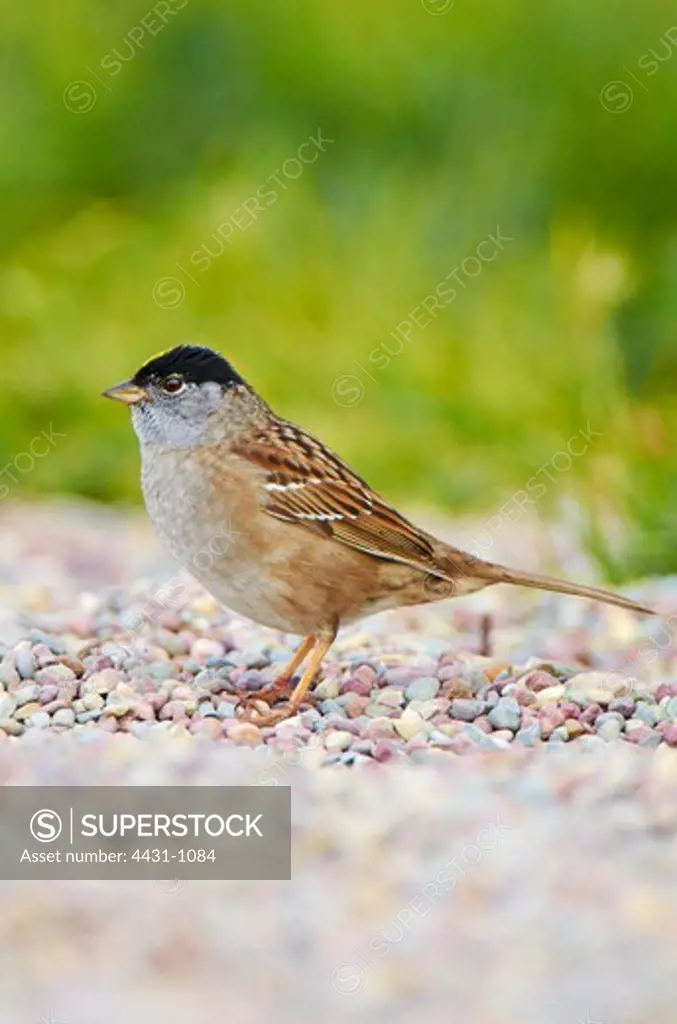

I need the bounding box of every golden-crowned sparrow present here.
[103,345,652,722]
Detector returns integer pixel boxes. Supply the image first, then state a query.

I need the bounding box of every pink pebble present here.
[662,724,677,747]
[159,700,190,720]
[372,740,397,762]
[580,703,602,726]
[449,735,480,756]
[226,722,263,747]
[522,671,558,692]
[473,716,493,735]
[342,679,373,697]
[146,692,169,712]
[352,665,377,688]
[344,696,370,718]
[32,644,58,667]
[516,689,537,707]
[189,718,223,739]
[539,706,566,738]
[190,638,226,665]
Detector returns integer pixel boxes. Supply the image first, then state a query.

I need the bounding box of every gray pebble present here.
[405,677,440,702]
[638,729,662,748]
[216,701,238,719]
[514,723,540,748]
[16,684,39,706]
[487,697,521,732]
[52,708,76,728]
[461,667,490,693]
[608,697,636,718]
[205,657,233,669]
[450,698,485,722]
[428,730,454,747]
[14,649,36,679]
[147,661,174,680]
[661,696,677,723]
[26,711,51,729]
[462,724,503,751]
[596,712,624,741]
[548,726,569,743]
[76,710,103,723]
[198,702,219,718]
[29,629,66,654]
[635,701,659,727]
[319,699,347,717]
[321,754,344,767]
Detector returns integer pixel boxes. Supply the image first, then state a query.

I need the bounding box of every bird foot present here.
[235,699,304,728]
[232,677,318,712]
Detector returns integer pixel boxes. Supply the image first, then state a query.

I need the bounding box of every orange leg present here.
[287,633,336,711]
[234,634,316,708]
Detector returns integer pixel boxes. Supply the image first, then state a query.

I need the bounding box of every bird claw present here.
[235,699,300,728]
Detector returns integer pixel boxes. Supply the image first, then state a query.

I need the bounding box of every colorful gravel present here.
[0,502,671,759]
[2,501,677,1023]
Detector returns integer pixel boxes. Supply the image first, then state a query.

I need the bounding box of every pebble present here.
[608,697,636,718]
[539,706,566,738]
[198,701,219,718]
[535,685,566,706]
[29,629,66,654]
[216,700,238,719]
[0,660,19,687]
[26,711,51,729]
[596,712,624,742]
[487,697,521,732]
[15,684,39,706]
[515,723,540,747]
[226,722,263,747]
[14,702,41,722]
[548,726,569,743]
[661,697,677,723]
[521,670,558,692]
[82,670,123,695]
[635,701,659,727]
[394,708,426,741]
[324,730,354,753]
[0,719,23,736]
[405,677,440,702]
[314,678,341,700]
[13,649,36,679]
[461,724,503,751]
[52,708,76,728]
[190,638,226,665]
[450,698,485,722]
[661,724,677,747]
[189,717,223,739]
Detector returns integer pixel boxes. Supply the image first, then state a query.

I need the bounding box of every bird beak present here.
[102,381,148,405]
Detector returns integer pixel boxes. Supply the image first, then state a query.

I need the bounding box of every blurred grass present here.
[2,0,677,580]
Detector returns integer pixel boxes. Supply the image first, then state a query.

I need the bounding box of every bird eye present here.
[163,375,185,394]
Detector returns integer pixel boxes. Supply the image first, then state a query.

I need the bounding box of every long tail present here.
[473,560,654,616]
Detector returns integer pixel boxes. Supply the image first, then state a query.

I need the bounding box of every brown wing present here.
[232,419,441,572]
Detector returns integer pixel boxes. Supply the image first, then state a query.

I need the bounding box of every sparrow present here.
[103,345,653,723]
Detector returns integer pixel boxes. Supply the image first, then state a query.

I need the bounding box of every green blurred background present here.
[3,0,677,580]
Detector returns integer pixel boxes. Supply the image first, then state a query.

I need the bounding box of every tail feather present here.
[474,560,653,616]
